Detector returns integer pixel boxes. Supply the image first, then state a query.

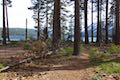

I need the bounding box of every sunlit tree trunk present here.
[6,6,10,42]
[73,0,80,55]
[53,0,61,48]
[84,0,89,44]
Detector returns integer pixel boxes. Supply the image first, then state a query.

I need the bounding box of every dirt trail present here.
[0,48,96,80]
[0,48,25,58]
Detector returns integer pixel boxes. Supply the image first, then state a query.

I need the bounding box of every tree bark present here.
[114,0,120,44]
[2,0,6,45]
[96,0,100,45]
[53,0,61,48]
[105,0,109,44]
[91,0,94,43]
[6,6,10,42]
[37,3,40,40]
[99,0,102,44]
[45,1,48,40]
[25,18,28,41]
[84,0,89,44]
[73,0,80,55]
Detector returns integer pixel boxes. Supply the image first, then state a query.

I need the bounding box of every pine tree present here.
[2,0,6,45]
[84,0,89,44]
[114,0,120,44]
[53,0,61,49]
[91,0,94,42]
[105,0,109,44]
[96,0,100,45]
[73,0,80,55]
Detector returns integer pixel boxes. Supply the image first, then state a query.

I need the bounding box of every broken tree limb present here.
[0,51,53,72]
[0,43,69,72]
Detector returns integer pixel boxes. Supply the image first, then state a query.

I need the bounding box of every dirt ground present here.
[0,47,95,80]
[0,47,119,80]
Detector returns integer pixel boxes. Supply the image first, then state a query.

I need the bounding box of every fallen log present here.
[0,43,69,72]
[0,51,53,72]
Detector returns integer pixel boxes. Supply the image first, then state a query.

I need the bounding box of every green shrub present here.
[89,47,111,62]
[23,43,31,50]
[91,74,102,80]
[108,44,120,54]
[89,47,101,61]
[99,62,120,74]
[10,41,20,47]
[59,47,73,56]
[99,53,111,61]
[0,63,5,69]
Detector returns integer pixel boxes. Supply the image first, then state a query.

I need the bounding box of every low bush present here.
[99,62,120,74]
[89,47,111,62]
[10,41,20,47]
[91,74,102,80]
[0,63,5,69]
[89,47,101,61]
[59,47,73,56]
[23,43,31,50]
[108,44,120,54]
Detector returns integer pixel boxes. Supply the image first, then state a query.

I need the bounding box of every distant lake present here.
[9,35,25,41]
[0,35,112,42]
[69,37,97,42]
[70,37,112,42]
[0,35,26,41]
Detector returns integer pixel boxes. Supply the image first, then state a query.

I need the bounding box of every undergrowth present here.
[108,44,120,54]
[0,63,5,69]
[99,62,120,74]
[59,47,73,56]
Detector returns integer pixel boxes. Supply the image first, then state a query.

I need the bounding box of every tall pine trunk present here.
[96,0,100,45]
[105,0,109,44]
[84,0,89,44]
[91,0,94,42]
[37,1,40,40]
[45,1,48,40]
[99,0,102,44]
[25,19,28,41]
[73,0,80,55]
[6,6,10,42]
[53,0,61,48]
[2,0,6,45]
[114,0,120,44]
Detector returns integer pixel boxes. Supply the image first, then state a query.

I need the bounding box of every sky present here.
[0,0,35,29]
[0,0,96,30]
[0,0,110,30]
